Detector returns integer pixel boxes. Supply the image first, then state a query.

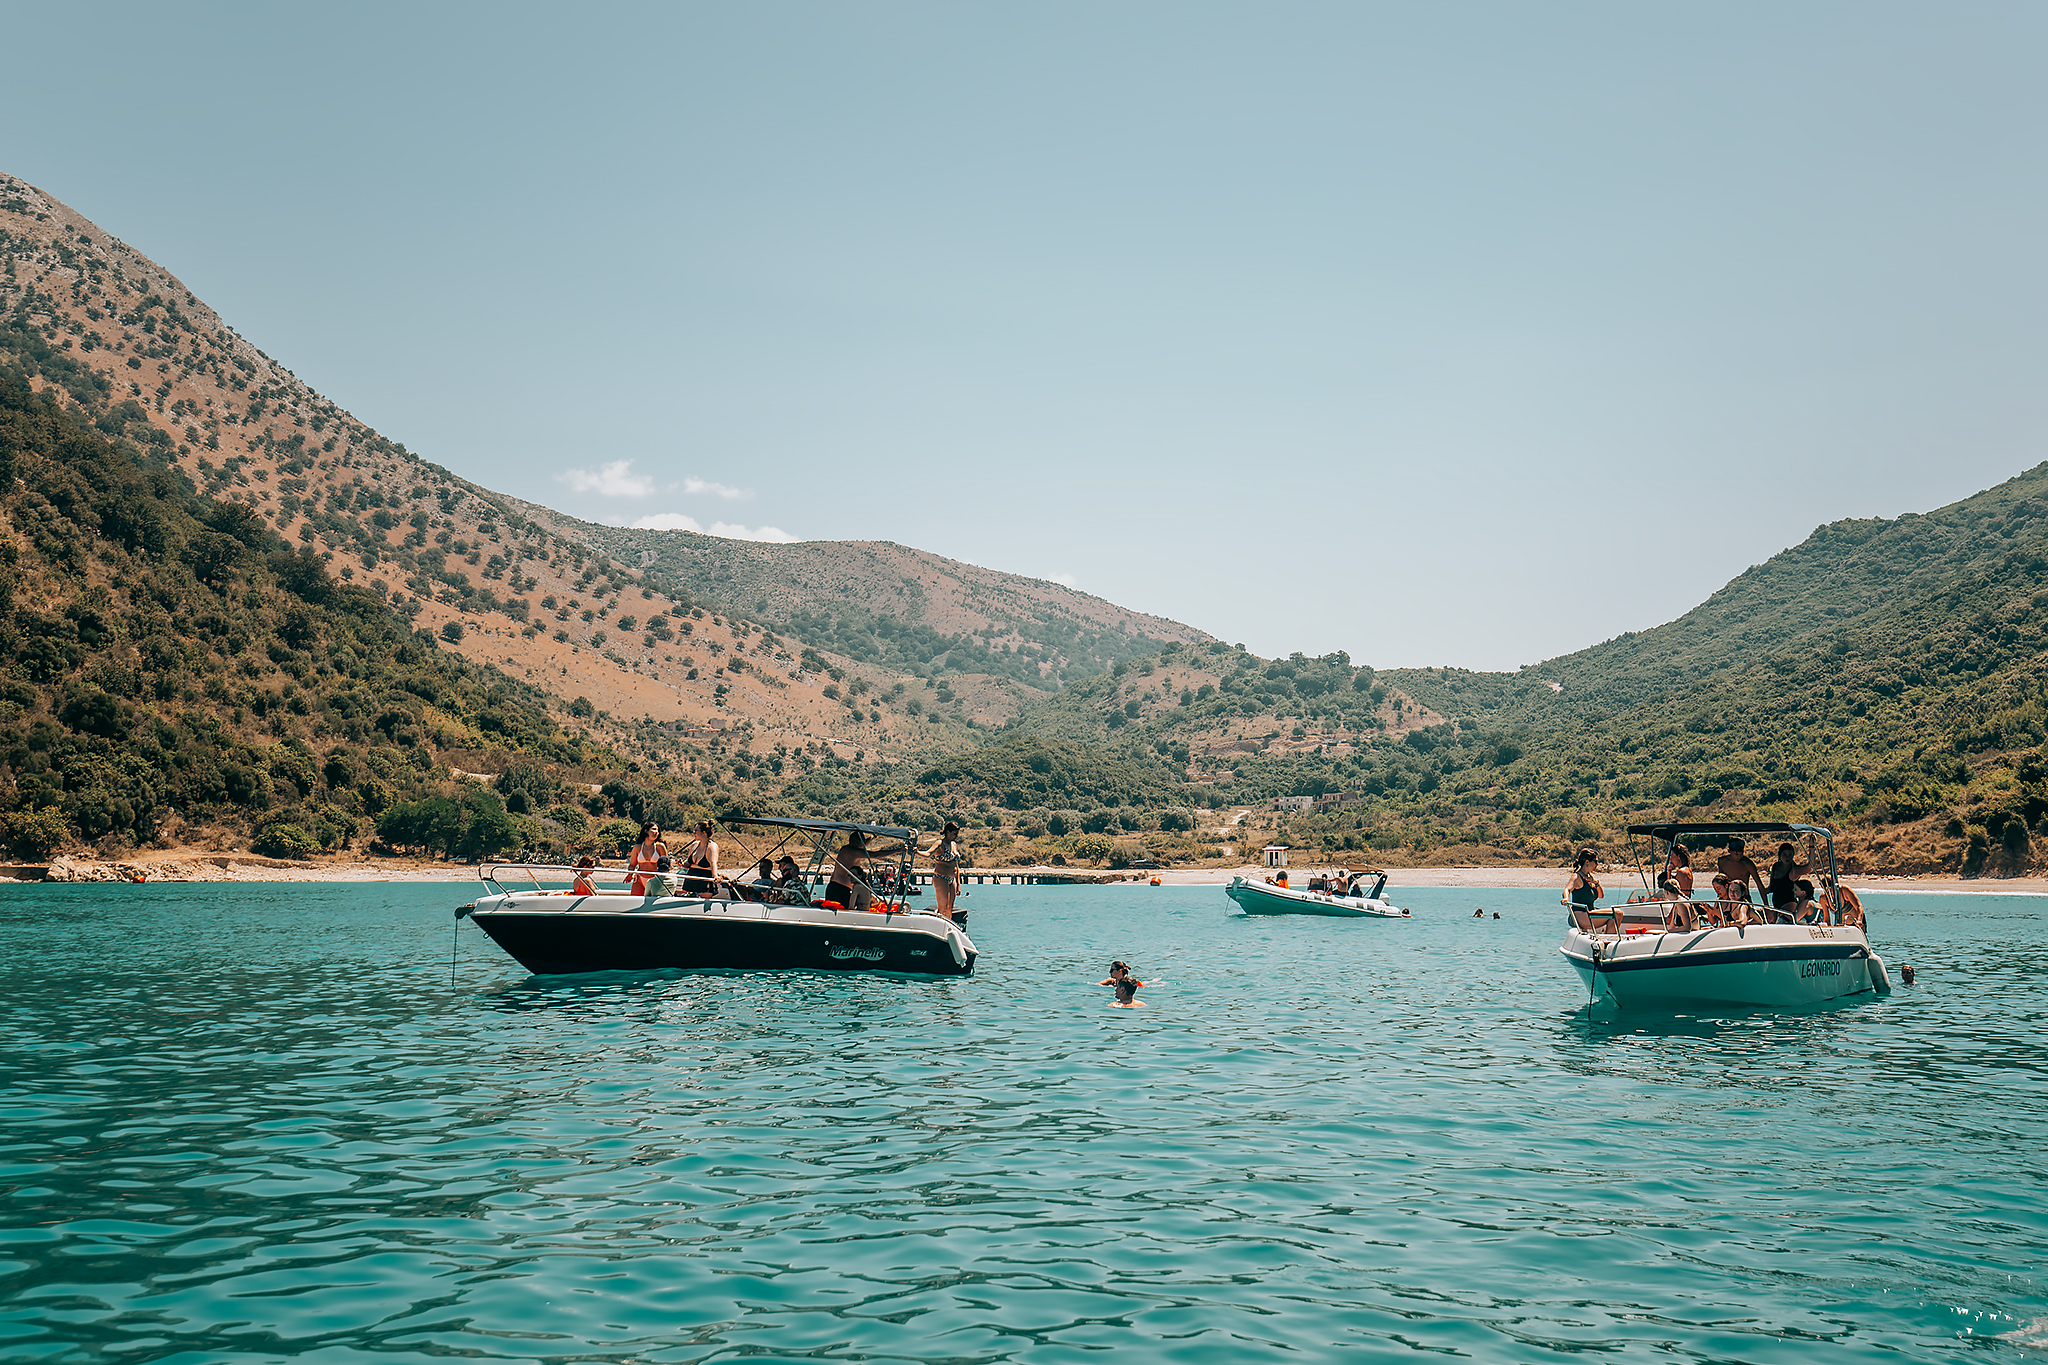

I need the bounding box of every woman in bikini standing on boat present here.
[922,821,965,920]
[680,821,718,898]
[1565,850,1615,933]
[627,822,667,896]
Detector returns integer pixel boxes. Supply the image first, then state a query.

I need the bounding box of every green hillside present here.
[0,355,726,861]
[813,467,2048,878]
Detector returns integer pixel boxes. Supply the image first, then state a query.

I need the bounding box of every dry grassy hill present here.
[0,174,1205,781]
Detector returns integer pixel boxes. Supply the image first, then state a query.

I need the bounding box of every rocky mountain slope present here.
[0,173,1205,787]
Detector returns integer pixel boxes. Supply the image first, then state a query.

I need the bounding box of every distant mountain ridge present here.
[506,498,1212,689]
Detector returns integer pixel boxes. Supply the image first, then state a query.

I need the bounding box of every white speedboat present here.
[1560,821,1889,1009]
[460,816,977,977]
[1226,868,1410,918]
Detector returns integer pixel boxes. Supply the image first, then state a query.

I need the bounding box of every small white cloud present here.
[557,459,654,498]
[709,520,799,544]
[630,513,702,532]
[1045,571,1077,587]
[626,513,799,544]
[682,477,750,500]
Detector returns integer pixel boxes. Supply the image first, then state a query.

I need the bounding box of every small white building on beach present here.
[1262,844,1290,868]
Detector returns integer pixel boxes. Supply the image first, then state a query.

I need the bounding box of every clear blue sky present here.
[10,3,2046,669]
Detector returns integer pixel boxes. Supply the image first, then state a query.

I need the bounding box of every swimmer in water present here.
[1111,977,1143,1008]
[1099,960,1145,988]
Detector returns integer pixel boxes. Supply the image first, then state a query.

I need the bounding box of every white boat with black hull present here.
[1225,868,1410,919]
[461,816,977,977]
[1561,821,1889,1010]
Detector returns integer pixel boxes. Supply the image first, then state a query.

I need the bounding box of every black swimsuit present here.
[1767,867,1796,910]
[683,847,714,897]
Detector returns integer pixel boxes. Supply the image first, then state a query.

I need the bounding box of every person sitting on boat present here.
[642,857,675,900]
[773,856,807,897]
[1787,878,1822,923]
[1564,850,1615,933]
[1657,842,1695,899]
[681,822,718,898]
[827,830,874,910]
[572,856,598,897]
[628,822,667,896]
[1765,842,1809,912]
[1711,838,1764,916]
[1823,876,1867,930]
[746,857,778,900]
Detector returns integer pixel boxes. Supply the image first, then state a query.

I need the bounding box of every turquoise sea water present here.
[1,881,2043,1364]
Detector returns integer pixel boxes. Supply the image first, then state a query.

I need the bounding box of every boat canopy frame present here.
[1622,820,1838,900]
[716,814,920,899]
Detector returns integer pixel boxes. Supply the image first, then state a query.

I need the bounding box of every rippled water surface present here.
[2,881,2044,1363]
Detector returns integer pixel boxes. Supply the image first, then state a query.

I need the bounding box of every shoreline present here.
[11,854,2048,896]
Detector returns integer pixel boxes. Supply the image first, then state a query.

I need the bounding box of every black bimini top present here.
[1626,821,1835,841]
[717,814,919,842]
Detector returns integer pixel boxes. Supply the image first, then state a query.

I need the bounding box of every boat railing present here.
[474,862,941,913]
[478,862,634,894]
[1572,894,1860,935]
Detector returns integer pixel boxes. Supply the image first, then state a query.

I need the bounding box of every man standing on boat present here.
[1712,838,1765,916]
[827,829,875,911]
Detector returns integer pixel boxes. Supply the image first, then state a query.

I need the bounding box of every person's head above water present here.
[1113,977,1138,1003]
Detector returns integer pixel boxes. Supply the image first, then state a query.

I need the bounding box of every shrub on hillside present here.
[0,806,69,860]
[253,821,319,859]
[1069,833,1114,863]
[592,817,640,855]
